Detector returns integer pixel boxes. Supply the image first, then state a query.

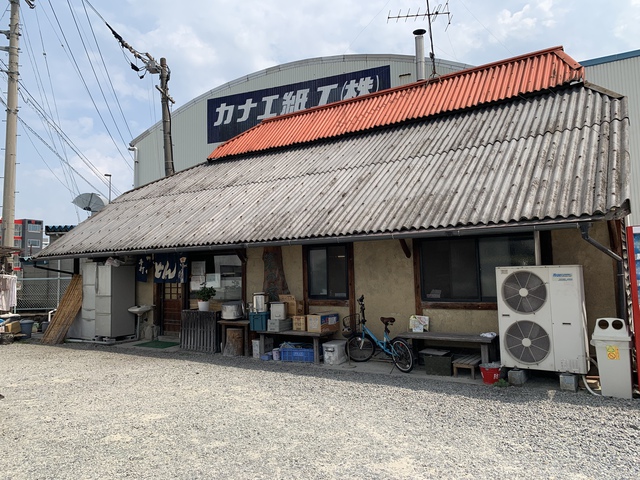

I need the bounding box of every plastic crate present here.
[280,346,315,363]
[249,311,270,331]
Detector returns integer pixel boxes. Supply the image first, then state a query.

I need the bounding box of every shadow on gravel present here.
[25,339,640,409]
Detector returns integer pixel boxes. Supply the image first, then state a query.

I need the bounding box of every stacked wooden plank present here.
[41,274,82,345]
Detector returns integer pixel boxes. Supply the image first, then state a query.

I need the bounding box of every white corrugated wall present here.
[585,52,640,224]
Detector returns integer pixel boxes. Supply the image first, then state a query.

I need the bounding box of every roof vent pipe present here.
[413,28,427,81]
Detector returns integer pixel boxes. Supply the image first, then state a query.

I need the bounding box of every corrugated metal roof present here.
[36,83,629,259]
[209,46,584,160]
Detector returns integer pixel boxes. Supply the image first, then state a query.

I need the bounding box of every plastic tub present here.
[19,320,35,339]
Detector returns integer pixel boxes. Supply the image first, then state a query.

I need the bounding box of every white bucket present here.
[272,348,280,361]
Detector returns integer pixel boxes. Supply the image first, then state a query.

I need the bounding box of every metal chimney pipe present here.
[413,28,427,81]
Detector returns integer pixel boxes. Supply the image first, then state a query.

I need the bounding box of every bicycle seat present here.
[380,316,396,326]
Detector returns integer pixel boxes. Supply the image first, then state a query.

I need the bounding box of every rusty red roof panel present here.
[208,46,584,160]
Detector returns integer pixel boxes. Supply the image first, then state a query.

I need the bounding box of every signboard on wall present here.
[625,225,640,387]
[207,65,391,144]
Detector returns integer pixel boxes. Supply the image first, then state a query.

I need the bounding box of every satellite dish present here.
[72,193,108,213]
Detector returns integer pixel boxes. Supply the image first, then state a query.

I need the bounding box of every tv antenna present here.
[388,1,452,78]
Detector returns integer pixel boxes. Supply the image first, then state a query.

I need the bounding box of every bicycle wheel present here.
[346,334,375,362]
[391,339,414,373]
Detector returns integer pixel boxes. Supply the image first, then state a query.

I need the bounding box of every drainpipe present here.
[579,224,626,321]
[413,28,427,81]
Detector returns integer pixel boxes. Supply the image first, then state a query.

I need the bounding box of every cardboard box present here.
[0,321,21,334]
[292,315,306,331]
[306,312,339,333]
[278,294,297,316]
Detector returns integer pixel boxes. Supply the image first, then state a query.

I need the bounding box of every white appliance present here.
[70,262,135,339]
[95,264,135,337]
[496,265,589,374]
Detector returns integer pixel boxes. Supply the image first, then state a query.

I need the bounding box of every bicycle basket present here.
[341,313,361,337]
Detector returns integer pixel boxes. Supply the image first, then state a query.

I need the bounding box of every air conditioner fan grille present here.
[504,320,551,364]
[501,270,547,313]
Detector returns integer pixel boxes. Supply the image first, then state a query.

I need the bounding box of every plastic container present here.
[260,352,273,361]
[322,339,347,365]
[19,319,35,339]
[272,348,280,361]
[479,363,501,385]
[249,311,270,331]
[280,346,315,363]
[270,302,287,320]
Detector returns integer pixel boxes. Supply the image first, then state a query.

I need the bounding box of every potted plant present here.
[196,284,216,311]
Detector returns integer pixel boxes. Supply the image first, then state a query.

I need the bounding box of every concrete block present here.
[508,368,528,386]
[559,373,579,392]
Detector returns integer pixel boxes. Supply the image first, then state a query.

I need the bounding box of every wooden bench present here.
[256,330,335,364]
[396,331,497,364]
[452,354,482,379]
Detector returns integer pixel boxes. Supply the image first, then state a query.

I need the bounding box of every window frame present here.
[414,232,538,310]
[303,243,354,308]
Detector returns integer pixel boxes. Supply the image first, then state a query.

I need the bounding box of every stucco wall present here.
[353,240,415,337]
[238,223,619,341]
[550,223,618,335]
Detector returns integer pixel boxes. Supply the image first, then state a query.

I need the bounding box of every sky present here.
[1,0,639,229]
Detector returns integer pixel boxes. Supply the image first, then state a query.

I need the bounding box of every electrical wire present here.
[43,0,133,169]
[65,0,133,167]
[0,58,121,197]
[80,0,134,141]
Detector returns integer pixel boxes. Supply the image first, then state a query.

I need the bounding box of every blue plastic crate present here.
[280,346,315,363]
[250,311,270,331]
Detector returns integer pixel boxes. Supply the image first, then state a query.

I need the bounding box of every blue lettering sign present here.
[207,66,391,144]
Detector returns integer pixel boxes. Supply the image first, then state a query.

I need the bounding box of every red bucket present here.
[480,365,501,385]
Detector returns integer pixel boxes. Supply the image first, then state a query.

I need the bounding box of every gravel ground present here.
[1,341,639,480]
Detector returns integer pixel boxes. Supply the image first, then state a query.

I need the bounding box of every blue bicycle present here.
[343,295,414,373]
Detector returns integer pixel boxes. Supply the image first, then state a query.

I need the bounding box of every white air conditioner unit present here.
[496,265,589,374]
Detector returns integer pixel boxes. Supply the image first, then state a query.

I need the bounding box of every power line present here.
[64,0,132,161]
[80,0,133,140]
[42,0,133,169]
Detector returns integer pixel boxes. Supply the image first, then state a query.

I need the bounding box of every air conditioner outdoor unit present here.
[496,265,589,375]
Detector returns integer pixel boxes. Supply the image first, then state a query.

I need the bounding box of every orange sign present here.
[606,345,620,360]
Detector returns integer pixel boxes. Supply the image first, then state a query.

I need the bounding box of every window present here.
[27,239,41,247]
[14,224,22,236]
[420,233,535,302]
[307,245,349,300]
[189,253,243,301]
[27,223,42,233]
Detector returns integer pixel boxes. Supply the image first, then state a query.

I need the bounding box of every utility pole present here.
[159,58,174,176]
[1,0,22,271]
[107,25,175,177]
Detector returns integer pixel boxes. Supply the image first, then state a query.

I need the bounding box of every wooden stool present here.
[452,354,481,379]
